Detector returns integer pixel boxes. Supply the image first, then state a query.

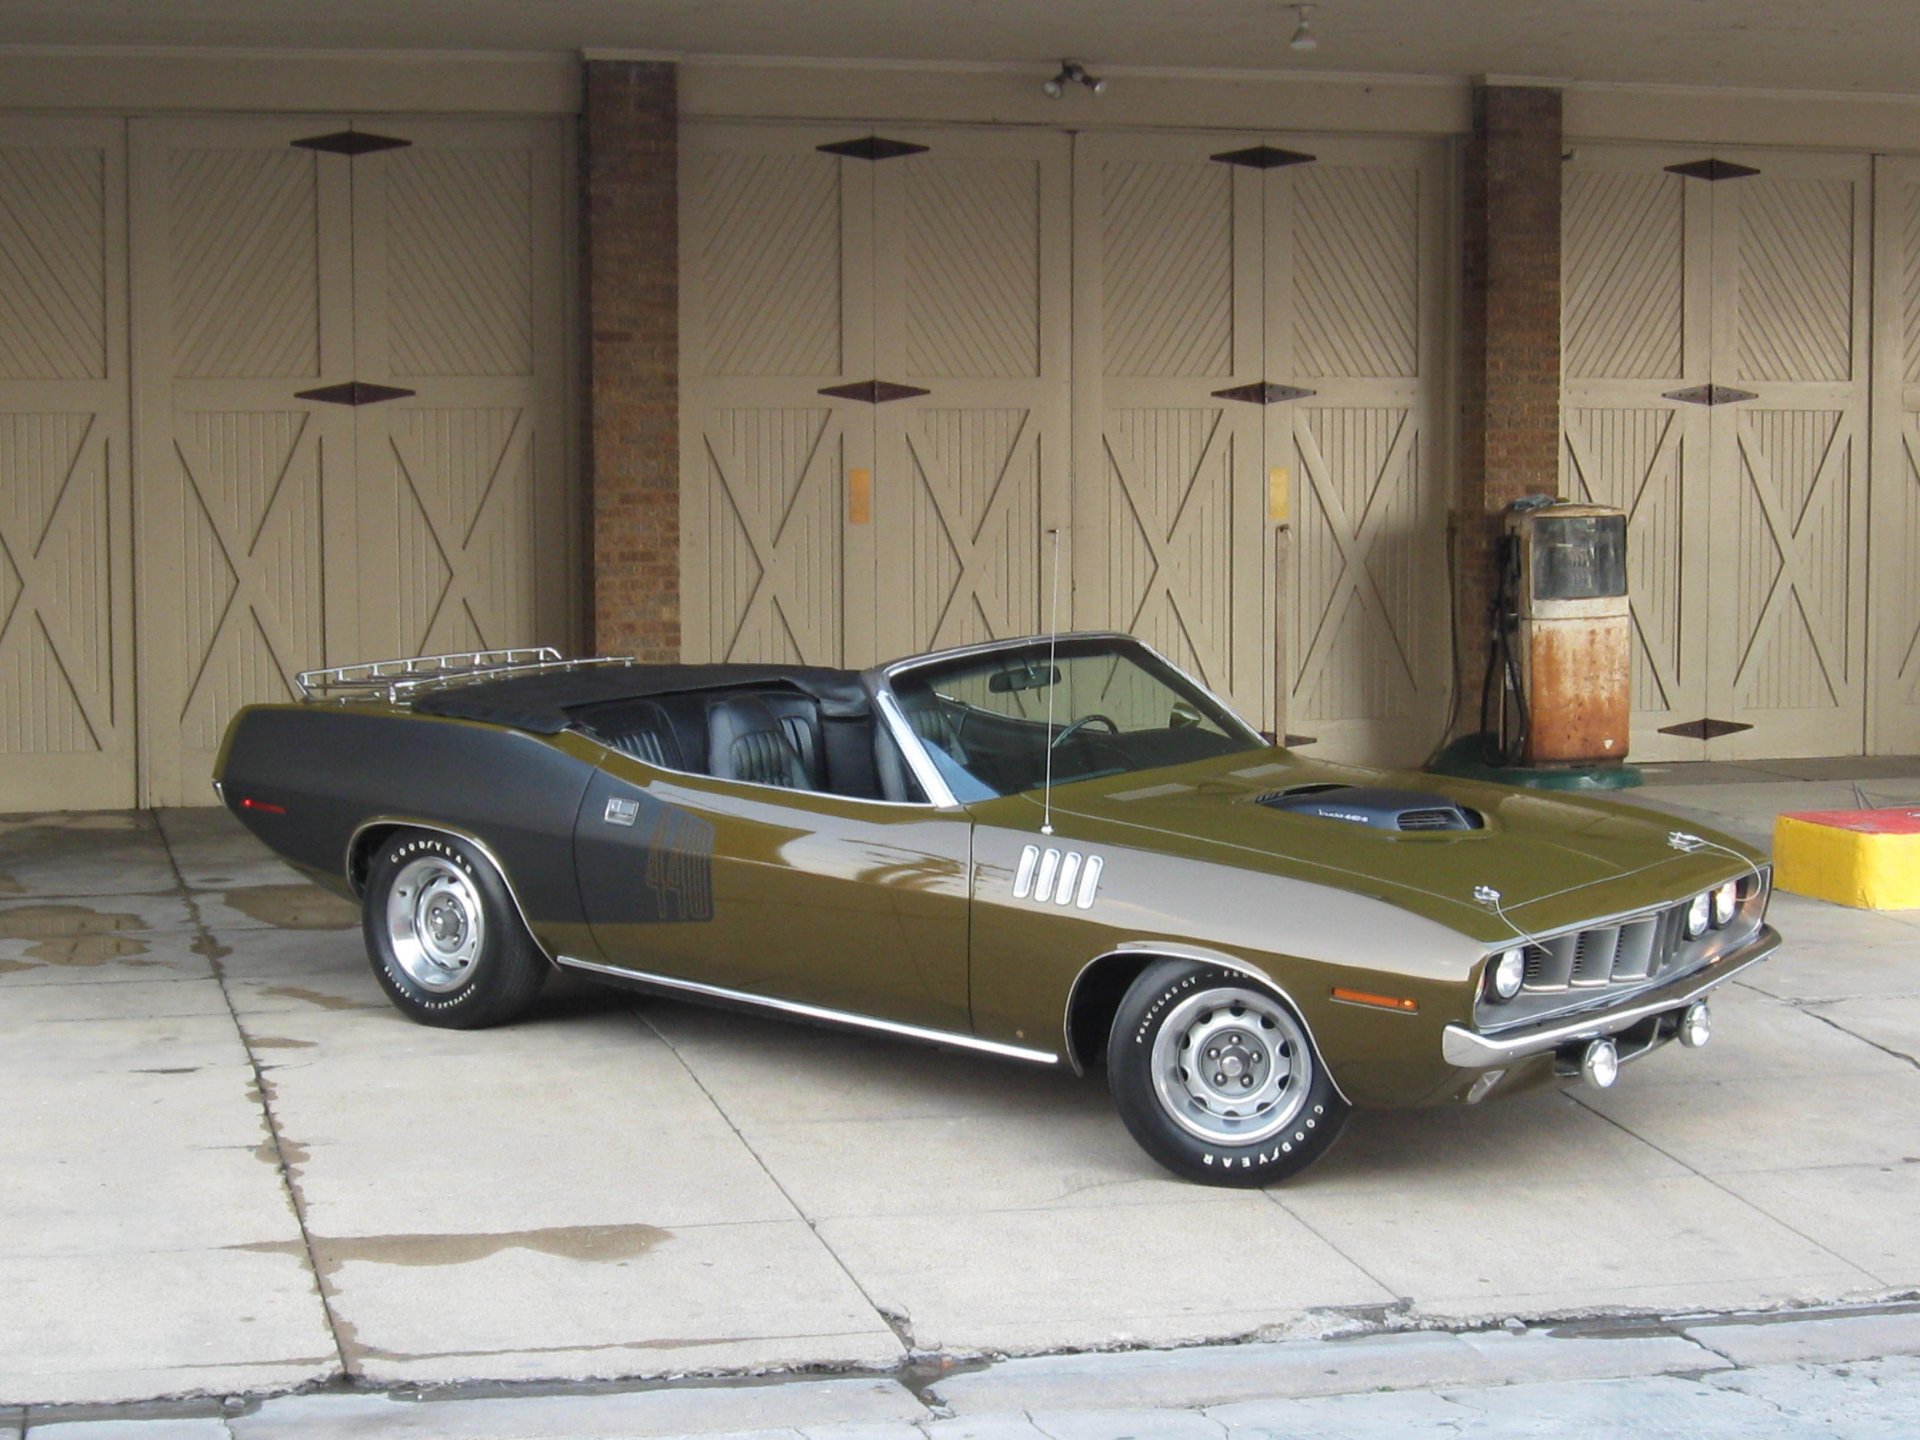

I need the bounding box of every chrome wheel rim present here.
[386,856,485,993]
[1150,984,1311,1145]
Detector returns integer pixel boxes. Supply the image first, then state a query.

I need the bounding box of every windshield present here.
[883,637,1265,800]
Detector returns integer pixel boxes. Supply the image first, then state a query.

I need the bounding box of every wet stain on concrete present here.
[0,956,38,974]
[134,1066,201,1075]
[235,1223,671,1278]
[221,884,358,930]
[0,870,23,895]
[259,985,381,1011]
[192,932,232,964]
[0,904,150,965]
[248,1035,319,1049]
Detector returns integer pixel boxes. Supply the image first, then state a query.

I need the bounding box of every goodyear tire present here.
[1108,960,1348,1186]
[363,831,547,1029]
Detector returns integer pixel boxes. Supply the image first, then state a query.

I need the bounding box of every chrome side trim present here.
[343,817,557,968]
[1441,926,1780,1068]
[555,955,1061,1066]
[1060,941,1352,1105]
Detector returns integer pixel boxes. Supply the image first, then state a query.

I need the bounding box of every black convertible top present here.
[410,662,876,733]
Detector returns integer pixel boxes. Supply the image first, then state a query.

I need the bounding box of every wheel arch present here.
[1062,940,1350,1104]
[345,817,557,968]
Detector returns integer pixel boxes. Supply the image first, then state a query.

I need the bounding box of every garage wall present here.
[681,119,1448,758]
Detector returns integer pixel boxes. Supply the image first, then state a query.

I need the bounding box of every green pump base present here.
[1424,733,1643,792]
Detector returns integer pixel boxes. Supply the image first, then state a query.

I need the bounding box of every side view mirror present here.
[1169,702,1202,729]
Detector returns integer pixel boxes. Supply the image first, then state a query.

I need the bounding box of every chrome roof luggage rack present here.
[296,648,636,704]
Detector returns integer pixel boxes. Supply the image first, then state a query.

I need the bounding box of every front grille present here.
[1516,908,1680,992]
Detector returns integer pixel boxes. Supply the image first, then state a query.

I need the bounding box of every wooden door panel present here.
[874,129,1069,662]
[1708,154,1869,758]
[1871,157,1920,752]
[0,118,134,810]
[1074,133,1268,724]
[681,126,874,667]
[132,118,356,806]
[1279,141,1445,762]
[349,119,569,662]
[1560,147,1713,761]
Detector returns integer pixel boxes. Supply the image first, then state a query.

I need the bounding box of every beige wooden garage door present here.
[684,122,1446,763]
[1072,132,1447,752]
[130,116,569,806]
[1562,145,1870,761]
[0,119,136,811]
[680,124,1070,670]
[1871,156,1920,755]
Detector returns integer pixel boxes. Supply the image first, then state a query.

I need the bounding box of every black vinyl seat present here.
[707,694,812,789]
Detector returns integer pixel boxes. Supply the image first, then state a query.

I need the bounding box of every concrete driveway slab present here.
[1808,994,1920,1064]
[0,1011,252,1081]
[0,1246,333,1406]
[1615,983,1918,1084]
[1736,936,1920,1002]
[258,1047,801,1235]
[815,1194,1394,1354]
[0,975,230,1025]
[1717,1163,1920,1288]
[1275,1172,1872,1319]
[1298,1087,1685,1191]
[0,814,177,899]
[1579,1068,1920,1174]
[642,1002,1077,1126]
[1,1070,291,1259]
[323,1217,903,1386]
[153,809,311,894]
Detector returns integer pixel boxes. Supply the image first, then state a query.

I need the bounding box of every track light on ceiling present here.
[1042,61,1106,99]
[1288,4,1319,51]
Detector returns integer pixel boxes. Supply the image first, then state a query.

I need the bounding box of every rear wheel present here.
[363,831,546,1028]
[1108,960,1348,1185]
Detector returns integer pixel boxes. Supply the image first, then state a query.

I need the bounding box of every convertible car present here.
[215,633,1778,1185]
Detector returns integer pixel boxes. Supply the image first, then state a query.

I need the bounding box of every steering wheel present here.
[1051,713,1120,748]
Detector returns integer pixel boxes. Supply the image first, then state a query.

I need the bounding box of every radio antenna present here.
[1041,526,1062,836]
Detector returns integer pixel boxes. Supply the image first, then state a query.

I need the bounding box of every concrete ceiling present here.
[0,1,1910,96]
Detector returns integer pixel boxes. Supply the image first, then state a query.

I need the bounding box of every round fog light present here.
[1581,1038,1619,1089]
[1680,1000,1712,1049]
[1490,947,1525,1001]
[1685,891,1712,939]
[1713,880,1738,927]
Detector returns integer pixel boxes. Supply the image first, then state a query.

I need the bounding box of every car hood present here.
[1019,751,1758,940]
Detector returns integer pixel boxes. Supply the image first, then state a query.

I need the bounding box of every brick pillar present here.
[1457,84,1562,730]
[582,60,678,660]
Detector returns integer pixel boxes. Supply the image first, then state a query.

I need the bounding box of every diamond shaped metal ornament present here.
[1662,384,1758,407]
[1210,145,1317,170]
[816,135,930,162]
[291,130,413,157]
[295,381,417,407]
[1658,717,1755,740]
[1664,158,1760,182]
[818,379,931,404]
[1211,381,1316,405]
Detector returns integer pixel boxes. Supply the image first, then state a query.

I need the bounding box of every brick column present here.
[581,60,678,660]
[1456,84,1562,727]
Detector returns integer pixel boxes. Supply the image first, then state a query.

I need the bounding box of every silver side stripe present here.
[1013,844,1104,910]
[553,955,1059,1065]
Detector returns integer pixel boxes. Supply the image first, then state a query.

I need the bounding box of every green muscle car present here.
[215,633,1778,1186]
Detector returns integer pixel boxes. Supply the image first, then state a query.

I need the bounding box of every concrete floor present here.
[1,762,1918,1408]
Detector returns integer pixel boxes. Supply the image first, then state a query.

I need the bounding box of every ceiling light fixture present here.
[1288,4,1319,52]
[1042,61,1107,99]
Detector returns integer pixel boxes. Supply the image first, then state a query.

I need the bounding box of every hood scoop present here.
[1253,783,1483,833]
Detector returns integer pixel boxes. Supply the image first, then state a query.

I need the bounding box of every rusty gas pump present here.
[1482,499,1630,769]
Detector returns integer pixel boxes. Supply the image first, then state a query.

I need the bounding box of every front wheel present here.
[363,831,547,1029]
[1108,960,1348,1186]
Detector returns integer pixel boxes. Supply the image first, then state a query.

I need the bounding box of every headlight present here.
[1685,891,1712,938]
[1488,947,1525,1001]
[1712,880,1738,927]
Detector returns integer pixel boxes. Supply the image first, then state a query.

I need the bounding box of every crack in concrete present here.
[158,831,350,1389]
[1795,1001,1920,1074]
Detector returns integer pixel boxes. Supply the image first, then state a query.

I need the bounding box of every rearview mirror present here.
[989,664,1060,693]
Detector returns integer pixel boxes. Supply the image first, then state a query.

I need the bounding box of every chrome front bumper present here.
[1440,925,1781,1069]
